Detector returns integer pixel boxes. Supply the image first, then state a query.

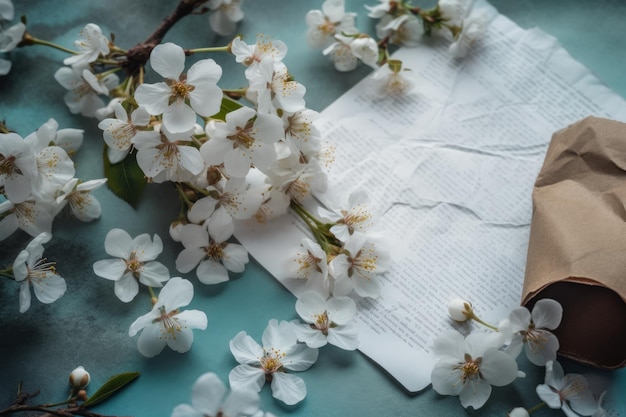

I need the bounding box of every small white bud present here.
[69,366,90,390]
[447,297,473,322]
[507,407,530,417]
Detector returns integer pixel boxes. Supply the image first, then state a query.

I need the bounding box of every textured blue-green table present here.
[1,1,625,416]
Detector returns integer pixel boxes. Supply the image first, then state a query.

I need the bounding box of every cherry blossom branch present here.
[121,0,210,76]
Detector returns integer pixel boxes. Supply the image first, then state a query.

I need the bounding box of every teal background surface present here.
[1,1,625,416]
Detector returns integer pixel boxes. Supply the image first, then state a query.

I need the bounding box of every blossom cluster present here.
[304,0,489,96]
[434,298,608,416]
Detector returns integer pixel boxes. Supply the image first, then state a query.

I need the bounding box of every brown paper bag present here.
[523,116,626,369]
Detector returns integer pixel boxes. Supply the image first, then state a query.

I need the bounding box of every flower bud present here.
[447,298,473,322]
[69,366,90,390]
[508,407,530,417]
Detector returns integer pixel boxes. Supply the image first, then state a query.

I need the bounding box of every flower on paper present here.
[92,228,170,302]
[0,132,37,203]
[63,23,110,67]
[294,291,358,350]
[187,177,263,238]
[232,35,287,78]
[246,58,306,115]
[370,60,415,98]
[69,366,90,390]
[506,298,562,366]
[201,106,282,178]
[128,277,208,357]
[282,108,321,158]
[448,11,488,58]
[171,372,260,417]
[0,197,54,241]
[447,297,474,322]
[264,153,327,208]
[536,360,598,417]
[175,223,249,285]
[55,177,107,222]
[98,102,156,163]
[134,42,223,133]
[430,330,519,409]
[375,14,423,47]
[437,0,474,29]
[323,35,358,72]
[305,0,357,49]
[507,407,530,417]
[133,124,204,183]
[13,232,67,313]
[207,0,244,36]
[318,190,373,242]
[328,232,389,298]
[287,238,329,295]
[54,65,119,118]
[229,319,319,405]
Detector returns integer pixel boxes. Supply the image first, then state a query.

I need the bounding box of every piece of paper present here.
[235,0,626,392]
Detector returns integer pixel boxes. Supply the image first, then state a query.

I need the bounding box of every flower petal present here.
[270,373,306,405]
[157,277,193,310]
[229,364,265,392]
[196,259,230,285]
[163,103,196,134]
[531,299,563,330]
[104,228,133,258]
[327,296,357,325]
[93,259,126,281]
[167,327,195,353]
[139,261,170,287]
[327,326,359,350]
[31,274,66,304]
[136,323,166,357]
[190,372,226,415]
[230,331,263,365]
[151,42,185,80]
[114,273,140,303]
[480,349,518,387]
[459,378,492,409]
[177,309,208,331]
[282,343,318,371]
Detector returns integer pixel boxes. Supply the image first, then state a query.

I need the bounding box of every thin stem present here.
[527,402,547,414]
[469,313,499,332]
[187,45,231,54]
[21,35,77,55]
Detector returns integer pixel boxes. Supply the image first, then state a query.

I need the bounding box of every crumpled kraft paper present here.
[523,116,626,369]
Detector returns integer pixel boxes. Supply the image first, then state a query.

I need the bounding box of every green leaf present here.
[211,96,243,121]
[82,371,140,408]
[103,147,146,208]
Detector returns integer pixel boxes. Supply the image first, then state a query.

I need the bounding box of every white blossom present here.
[449,11,488,58]
[63,23,109,67]
[229,319,318,405]
[0,132,37,203]
[129,277,207,357]
[536,361,598,417]
[12,232,66,313]
[246,58,306,115]
[134,42,223,133]
[232,35,287,78]
[171,372,260,417]
[92,228,170,302]
[34,118,84,157]
[305,0,357,49]
[55,178,107,222]
[0,197,53,241]
[318,190,373,242]
[431,330,519,409]
[294,291,358,350]
[375,14,423,47]
[370,60,415,97]
[282,108,321,158]
[207,0,244,36]
[54,65,119,117]
[287,238,329,296]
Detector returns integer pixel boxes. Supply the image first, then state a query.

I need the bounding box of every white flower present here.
[264,154,327,206]
[69,366,90,390]
[201,106,281,178]
[133,125,204,183]
[34,118,84,157]
[129,277,208,357]
[365,0,394,18]
[318,190,373,242]
[229,319,319,405]
[375,14,423,47]
[175,223,249,285]
[0,58,11,75]
[536,361,598,417]
[294,291,358,350]
[98,103,156,163]
[232,35,287,78]
[207,0,244,36]
[438,0,474,28]
[305,0,357,49]
[63,23,109,67]
[187,177,263,238]
[246,58,306,115]
[0,132,37,203]
[282,109,321,158]
[134,42,223,133]
[0,197,54,241]
[370,60,415,97]
[323,35,358,72]
[349,35,379,69]
[430,330,519,409]
[287,238,329,295]
[447,297,474,322]
[593,391,607,417]
[172,372,260,417]
[449,11,488,58]
[0,0,15,21]
[54,65,119,118]
[507,407,530,417]
[55,177,107,222]
[328,232,389,298]
[0,21,25,53]
[92,228,170,302]
[13,232,67,313]
[507,298,562,366]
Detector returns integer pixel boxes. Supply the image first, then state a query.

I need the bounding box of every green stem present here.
[527,402,547,414]
[23,36,77,55]
[187,45,231,54]
[0,267,14,279]
[469,313,499,331]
